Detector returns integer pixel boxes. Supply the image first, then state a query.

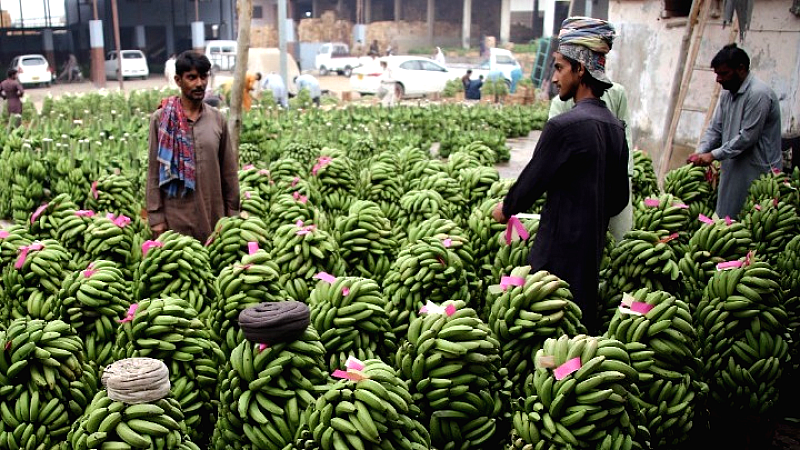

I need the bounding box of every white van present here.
[205,40,238,71]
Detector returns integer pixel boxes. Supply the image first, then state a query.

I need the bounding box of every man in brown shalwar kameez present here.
[147,51,239,242]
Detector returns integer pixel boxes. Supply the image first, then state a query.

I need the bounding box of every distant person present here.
[369,40,380,57]
[243,72,262,111]
[378,60,397,107]
[465,75,484,100]
[294,74,322,107]
[689,43,782,220]
[510,66,523,93]
[0,69,24,126]
[164,54,177,89]
[479,35,488,58]
[262,72,288,108]
[461,69,473,91]
[57,53,79,83]
[147,51,239,242]
[434,47,446,66]
[203,68,223,107]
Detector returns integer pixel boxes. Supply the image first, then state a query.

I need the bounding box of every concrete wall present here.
[607,0,800,172]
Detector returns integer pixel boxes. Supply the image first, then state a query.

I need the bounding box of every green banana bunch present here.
[402,159,448,190]
[453,141,498,166]
[394,189,453,240]
[279,142,322,169]
[309,276,395,372]
[490,218,540,290]
[271,221,345,303]
[678,218,752,304]
[27,193,79,241]
[777,235,800,376]
[409,172,468,221]
[205,215,272,274]
[487,266,586,395]
[598,230,682,329]
[84,173,141,221]
[0,318,99,447]
[405,217,476,289]
[213,327,328,450]
[663,164,717,229]
[308,151,358,214]
[269,158,307,189]
[2,239,73,322]
[741,198,800,265]
[631,150,659,203]
[466,198,507,305]
[383,237,471,338]
[134,231,215,319]
[9,149,46,223]
[487,179,516,199]
[0,225,33,270]
[268,193,328,236]
[68,390,202,450]
[515,335,648,450]
[291,358,430,450]
[59,260,131,368]
[239,165,277,205]
[742,170,799,213]
[115,297,224,444]
[396,300,510,450]
[49,155,93,205]
[55,209,97,254]
[82,213,140,273]
[395,147,431,184]
[357,161,404,222]
[605,288,705,446]
[334,200,397,282]
[210,249,288,354]
[695,260,789,414]
[458,166,501,210]
[445,152,482,179]
[633,193,692,239]
[240,189,270,221]
[239,143,264,166]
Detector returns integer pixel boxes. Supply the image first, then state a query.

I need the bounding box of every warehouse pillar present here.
[42,29,55,70]
[462,0,471,49]
[135,25,146,50]
[500,0,510,44]
[364,0,371,23]
[89,19,105,87]
[394,0,401,21]
[426,0,434,45]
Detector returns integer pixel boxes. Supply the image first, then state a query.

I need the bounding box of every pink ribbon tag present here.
[772,167,782,175]
[259,169,270,176]
[505,216,530,245]
[75,210,95,218]
[30,204,49,224]
[0,230,9,239]
[3,341,10,351]
[754,204,762,211]
[15,242,44,270]
[631,302,655,314]
[258,343,269,352]
[346,356,365,371]
[717,260,743,271]
[444,304,457,316]
[442,238,452,248]
[672,202,689,209]
[82,268,97,278]
[245,191,252,200]
[554,357,582,380]
[658,233,679,244]
[773,197,779,207]
[314,272,337,284]
[644,198,660,208]
[312,156,333,176]
[291,177,300,187]
[296,220,316,235]
[745,250,754,266]
[342,287,350,296]
[112,215,131,228]
[724,216,733,226]
[141,240,163,256]
[499,276,525,290]
[437,256,446,266]
[331,357,368,381]
[698,214,714,224]
[117,303,139,323]
[419,301,456,316]
[292,191,308,204]
[248,242,259,255]
[243,164,255,170]
[91,181,99,200]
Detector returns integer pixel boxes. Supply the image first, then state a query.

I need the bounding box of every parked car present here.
[349,56,456,98]
[448,48,522,85]
[315,42,373,77]
[205,40,237,71]
[105,50,149,80]
[8,54,54,87]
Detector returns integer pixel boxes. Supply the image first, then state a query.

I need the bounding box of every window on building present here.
[662,0,692,18]
[253,6,264,19]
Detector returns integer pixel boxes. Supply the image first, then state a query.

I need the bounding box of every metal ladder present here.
[530,37,554,88]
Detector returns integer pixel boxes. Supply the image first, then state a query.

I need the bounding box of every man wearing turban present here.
[492,17,630,333]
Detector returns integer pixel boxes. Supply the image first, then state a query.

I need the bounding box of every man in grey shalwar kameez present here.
[690,44,782,220]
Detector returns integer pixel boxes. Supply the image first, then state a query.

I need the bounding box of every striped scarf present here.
[558,17,616,54]
[157,96,196,198]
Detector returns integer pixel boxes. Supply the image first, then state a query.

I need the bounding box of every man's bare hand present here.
[151,223,168,238]
[688,153,714,166]
[492,202,508,224]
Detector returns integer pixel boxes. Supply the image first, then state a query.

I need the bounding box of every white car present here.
[8,54,54,87]
[105,50,150,80]
[349,56,455,98]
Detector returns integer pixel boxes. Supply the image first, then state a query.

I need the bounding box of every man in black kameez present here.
[492,18,629,333]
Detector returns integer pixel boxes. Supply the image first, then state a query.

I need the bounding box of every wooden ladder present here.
[658,0,738,183]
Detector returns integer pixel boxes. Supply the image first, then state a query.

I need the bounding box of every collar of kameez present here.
[15,242,44,270]
[30,203,49,224]
[312,156,333,176]
[296,220,316,235]
[505,216,530,245]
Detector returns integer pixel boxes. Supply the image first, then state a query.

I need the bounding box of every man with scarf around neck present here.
[492,17,629,333]
[147,51,240,242]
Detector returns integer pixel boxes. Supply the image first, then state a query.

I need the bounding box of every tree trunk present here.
[228,0,253,154]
